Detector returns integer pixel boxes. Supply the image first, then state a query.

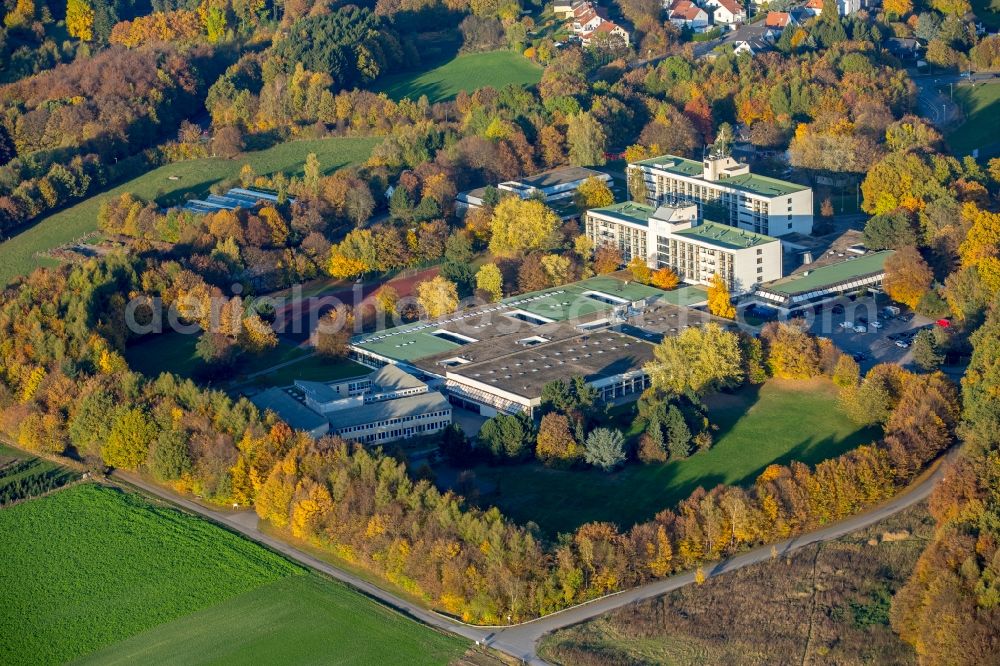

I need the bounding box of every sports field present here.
[375,51,543,103]
[462,379,880,536]
[0,137,380,287]
[947,80,1000,158]
[0,484,466,665]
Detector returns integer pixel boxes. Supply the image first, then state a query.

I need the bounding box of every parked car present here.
[839,321,853,329]
[883,305,901,317]
[870,321,883,329]
[853,352,869,362]
[853,324,867,333]
[898,313,914,322]
[895,339,910,348]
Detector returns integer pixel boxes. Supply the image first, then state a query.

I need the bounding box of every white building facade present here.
[628,153,813,236]
[585,201,783,294]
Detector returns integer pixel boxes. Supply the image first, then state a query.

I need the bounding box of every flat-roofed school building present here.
[629,152,813,236]
[585,201,782,294]
[349,274,719,417]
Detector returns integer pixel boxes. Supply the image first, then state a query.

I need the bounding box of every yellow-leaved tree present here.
[416,275,459,318]
[573,176,614,210]
[883,246,933,309]
[707,273,735,319]
[488,197,560,257]
[66,0,94,40]
[475,262,504,302]
[651,267,680,290]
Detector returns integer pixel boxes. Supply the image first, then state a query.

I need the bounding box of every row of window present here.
[336,409,451,434]
[353,421,450,443]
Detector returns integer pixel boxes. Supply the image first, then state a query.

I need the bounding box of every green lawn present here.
[375,51,543,103]
[124,332,315,382]
[76,574,466,666]
[947,80,1000,158]
[0,484,300,665]
[0,484,466,665]
[124,332,369,389]
[247,354,370,389]
[464,380,880,537]
[0,137,380,287]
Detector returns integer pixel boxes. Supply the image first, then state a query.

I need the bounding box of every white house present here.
[804,0,861,15]
[572,3,604,32]
[668,0,710,30]
[581,20,631,46]
[706,0,746,26]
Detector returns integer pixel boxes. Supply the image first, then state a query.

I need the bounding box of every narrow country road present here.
[113,451,952,665]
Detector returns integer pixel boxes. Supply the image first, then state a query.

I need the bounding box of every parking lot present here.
[803,297,936,372]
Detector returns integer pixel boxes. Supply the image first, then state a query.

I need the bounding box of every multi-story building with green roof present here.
[584,200,782,294]
[629,152,813,236]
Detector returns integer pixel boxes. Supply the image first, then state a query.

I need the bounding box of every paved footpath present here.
[114,450,953,665]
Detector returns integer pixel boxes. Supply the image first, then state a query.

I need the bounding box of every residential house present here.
[581,19,631,46]
[804,0,861,15]
[706,0,746,26]
[668,0,711,30]
[572,2,605,32]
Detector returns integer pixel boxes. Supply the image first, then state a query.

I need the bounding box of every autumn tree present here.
[416,276,459,318]
[66,0,95,40]
[315,307,354,358]
[373,286,399,317]
[645,323,744,396]
[536,413,582,467]
[475,263,504,302]
[593,245,622,274]
[627,256,652,284]
[488,197,560,257]
[103,408,159,470]
[883,246,933,309]
[566,112,607,166]
[573,177,614,210]
[707,273,735,319]
[761,322,822,379]
[651,267,680,290]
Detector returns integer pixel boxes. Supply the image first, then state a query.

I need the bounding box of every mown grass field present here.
[0,483,466,665]
[947,80,1000,158]
[0,484,299,665]
[540,502,931,665]
[124,332,369,389]
[0,137,380,286]
[77,574,467,666]
[462,380,879,536]
[375,51,543,103]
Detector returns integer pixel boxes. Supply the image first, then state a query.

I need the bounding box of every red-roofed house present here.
[764,10,794,28]
[668,0,710,30]
[581,19,631,46]
[573,7,604,32]
[804,0,824,14]
[706,0,746,25]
